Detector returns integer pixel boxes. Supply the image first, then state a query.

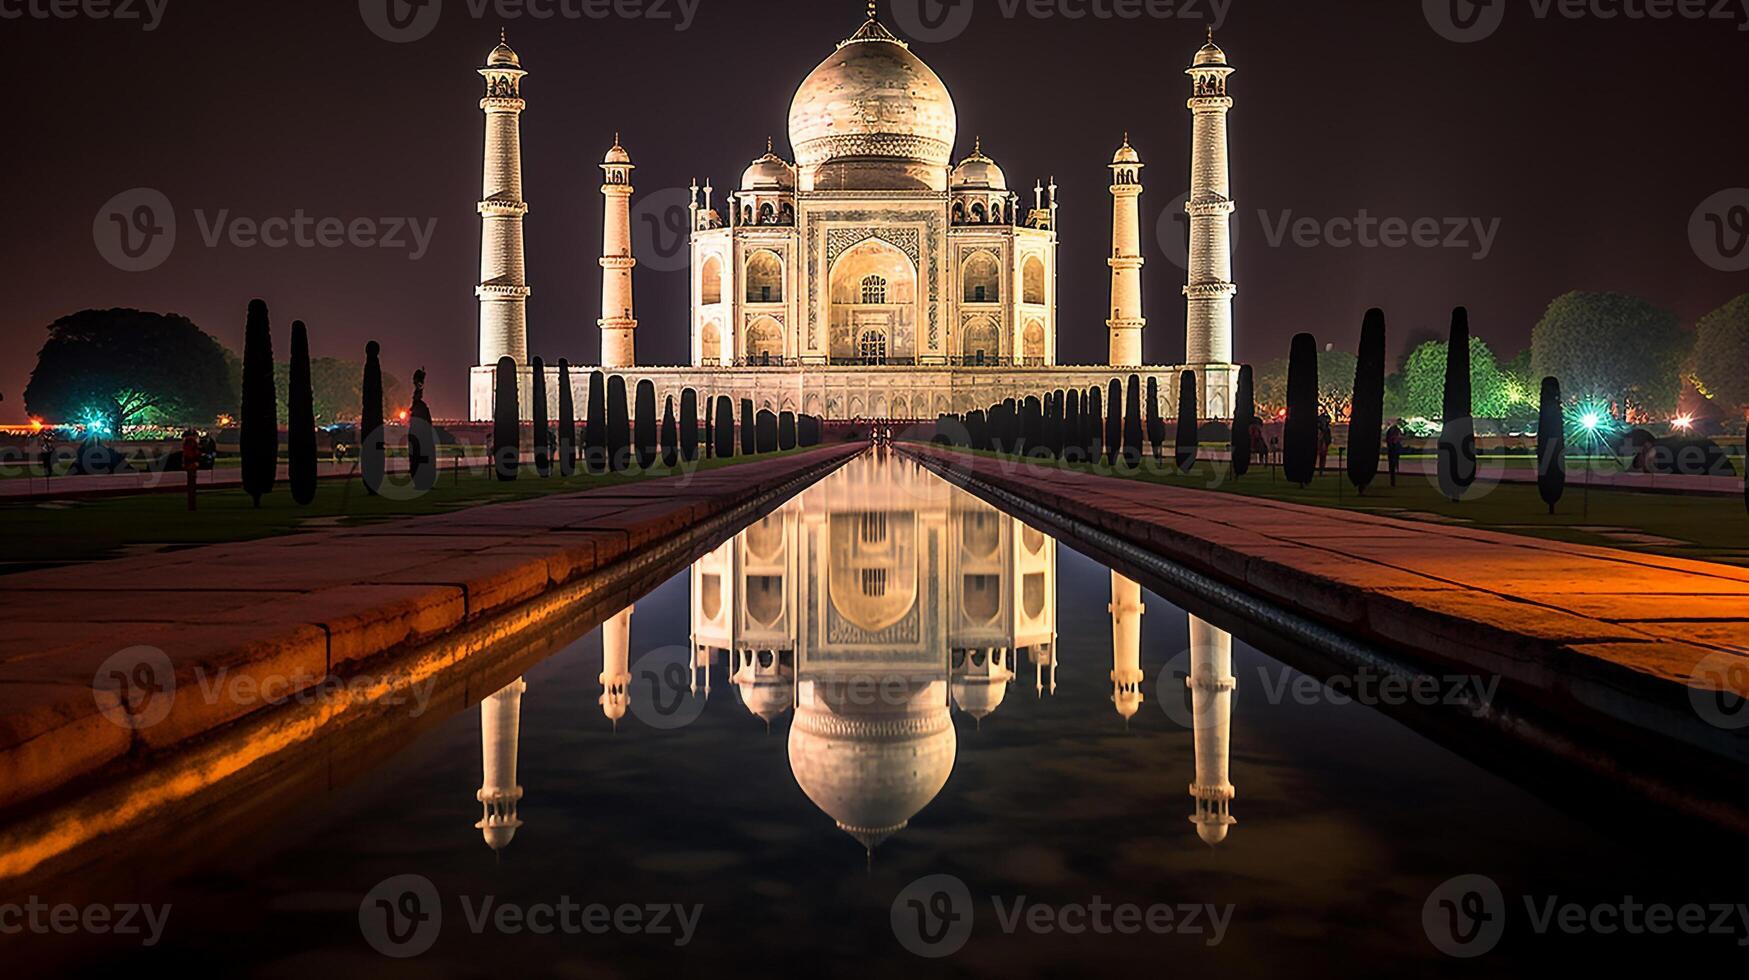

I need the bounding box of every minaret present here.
[1184,30,1238,397]
[1186,615,1237,845]
[475,677,528,852]
[1107,135,1145,368]
[599,604,633,728]
[476,32,530,374]
[1109,572,1145,723]
[599,135,638,369]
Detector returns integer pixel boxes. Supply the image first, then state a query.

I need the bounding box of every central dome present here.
[787,15,958,191]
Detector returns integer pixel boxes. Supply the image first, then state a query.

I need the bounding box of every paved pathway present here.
[0,445,863,816]
[904,445,1749,755]
[0,454,504,501]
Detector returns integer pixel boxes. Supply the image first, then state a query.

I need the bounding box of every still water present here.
[10,453,1747,976]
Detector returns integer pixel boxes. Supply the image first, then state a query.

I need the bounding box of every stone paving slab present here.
[0,445,863,812]
[903,446,1749,752]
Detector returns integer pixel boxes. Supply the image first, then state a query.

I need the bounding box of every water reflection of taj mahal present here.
[474,458,1237,855]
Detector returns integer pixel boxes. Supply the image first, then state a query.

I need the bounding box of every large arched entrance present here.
[829,239,915,364]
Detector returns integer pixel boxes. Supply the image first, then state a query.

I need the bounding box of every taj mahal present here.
[468,6,1241,422]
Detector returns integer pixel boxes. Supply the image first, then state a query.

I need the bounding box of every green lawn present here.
[944,448,1749,566]
[0,449,815,569]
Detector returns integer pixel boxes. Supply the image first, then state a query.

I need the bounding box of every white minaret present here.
[599,135,638,369]
[475,677,528,852]
[1186,615,1237,845]
[599,604,633,728]
[1184,29,1238,410]
[1109,572,1145,722]
[1107,135,1145,368]
[476,32,530,375]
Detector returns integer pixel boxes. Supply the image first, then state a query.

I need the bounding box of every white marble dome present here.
[741,146,797,191]
[788,15,957,189]
[951,141,1007,191]
[486,39,521,69]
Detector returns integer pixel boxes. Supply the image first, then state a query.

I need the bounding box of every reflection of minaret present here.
[599,605,633,729]
[1109,572,1145,723]
[732,649,793,730]
[951,648,1014,726]
[599,135,638,368]
[1030,647,1058,697]
[1187,615,1237,845]
[475,677,527,852]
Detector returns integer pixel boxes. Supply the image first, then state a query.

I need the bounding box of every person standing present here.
[1316,413,1333,475]
[1386,421,1405,488]
[181,428,201,511]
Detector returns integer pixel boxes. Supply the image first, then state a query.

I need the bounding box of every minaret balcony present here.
[1187,198,1236,218]
[478,199,529,217]
[1186,96,1235,111]
[479,97,527,112]
[476,283,531,298]
[599,256,637,271]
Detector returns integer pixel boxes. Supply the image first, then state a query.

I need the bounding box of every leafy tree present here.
[585,371,607,474]
[1284,333,1319,487]
[287,320,317,505]
[274,357,401,426]
[1175,371,1198,472]
[1438,307,1477,502]
[557,359,576,477]
[1537,377,1566,514]
[240,300,277,507]
[1532,291,1687,418]
[1348,309,1386,495]
[531,356,551,477]
[362,341,386,493]
[24,308,232,432]
[1398,336,1516,419]
[491,356,519,481]
[681,389,700,461]
[1253,357,1289,418]
[1692,294,1749,414]
[1231,364,1254,479]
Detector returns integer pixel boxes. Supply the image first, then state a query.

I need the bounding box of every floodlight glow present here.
[1580,412,1600,431]
[1672,415,1694,431]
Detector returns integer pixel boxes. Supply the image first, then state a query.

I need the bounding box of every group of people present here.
[1242,415,1412,486]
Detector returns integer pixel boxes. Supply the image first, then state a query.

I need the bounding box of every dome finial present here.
[767,135,774,154]
[973,135,981,155]
[501,26,508,44]
[1207,23,1215,43]
[867,0,878,20]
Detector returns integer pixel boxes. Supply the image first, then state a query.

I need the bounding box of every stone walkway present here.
[0,445,863,812]
[904,445,1749,755]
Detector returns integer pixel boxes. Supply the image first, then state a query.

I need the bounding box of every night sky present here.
[3,0,1745,421]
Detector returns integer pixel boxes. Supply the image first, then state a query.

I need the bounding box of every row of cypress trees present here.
[488,357,821,481]
[240,300,332,508]
[939,374,1204,469]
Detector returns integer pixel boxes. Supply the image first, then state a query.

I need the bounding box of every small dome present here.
[951,675,1008,719]
[1196,820,1230,846]
[487,31,521,68]
[1112,135,1140,165]
[741,142,797,191]
[951,139,1007,191]
[480,823,519,850]
[736,675,795,721]
[1193,32,1228,67]
[603,137,632,165]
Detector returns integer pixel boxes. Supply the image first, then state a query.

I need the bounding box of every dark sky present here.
[4,0,1746,421]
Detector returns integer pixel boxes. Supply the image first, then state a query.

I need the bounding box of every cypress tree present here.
[1105,379,1123,466]
[635,380,658,469]
[531,356,551,477]
[800,414,819,447]
[1348,308,1387,495]
[408,367,436,494]
[1123,375,1144,469]
[1064,391,1081,462]
[361,338,385,496]
[703,393,714,459]
[1176,370,1199,473]
[1046,391,1064,458]
[1087,386,1104,462]
[968,409,988,451]
[741,398,756,455]
[607,375,631,472]
[1438,306,1478,502]
[756,410,778,453]
[240,299,277,507]
[1231,364,1255,479]
[557,359,577,477]
[492,355,519,481]
[585,371,607,474]
[1022,396,1043,454]
[779,411,797,450]
[287,319,317,505]
[681,389,700,462]
[716,396,737,457]
[1284,333,1319,487]
[660,395,679,468]
[1146,376,1165,461]
[1537,376,1566,515]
